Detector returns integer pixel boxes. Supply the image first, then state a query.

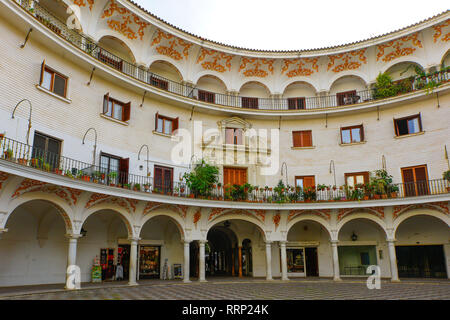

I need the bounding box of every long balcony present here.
[13,0,450,112]
[1,136,449,204]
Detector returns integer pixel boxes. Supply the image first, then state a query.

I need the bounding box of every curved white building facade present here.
[0,0,449,287]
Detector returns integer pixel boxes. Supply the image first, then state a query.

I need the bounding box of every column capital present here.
[330,240,339,245]
[265,241,273,245]
[183,240,192,245]
[279,240,287,246]
[386,238,397,243]
[128,237,141,243]
[198,240,207,245]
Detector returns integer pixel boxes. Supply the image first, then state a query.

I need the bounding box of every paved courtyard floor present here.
[0,277,449,300]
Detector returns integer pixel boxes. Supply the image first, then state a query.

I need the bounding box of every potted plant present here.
[133,183,141,191]
[42,162,51,172]
[143,183,150,192]
[65,170,74,178]
[123,183,131,190]
[4,148,13,160]
[173,186,179,196]
[443,170,450,192]
[108,171,117,186]
[183,159,219,199]
[302,187,316,202]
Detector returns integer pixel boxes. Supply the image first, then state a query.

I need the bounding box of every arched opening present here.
[206,218,265,278]
[239,81,270,98]
[139,214,184,280]
[385,61,425,81]
[337,218,387,277]
[395,214,449,279]
[149,60,183,83]
[441,49,450,69]
[282,81,317,109]
[196,75,227,95]
[329,75,367,106]
[97,36,136,71]
[286,219,331,277]
[78,209,130,282]
[0,200,70,286]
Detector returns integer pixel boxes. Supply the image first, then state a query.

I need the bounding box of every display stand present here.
[162,258,169,280]
[91,255,102,283]
[173,264,183,279]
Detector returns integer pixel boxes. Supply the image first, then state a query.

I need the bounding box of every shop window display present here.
[139,246,161,279]
[287,248,305,274]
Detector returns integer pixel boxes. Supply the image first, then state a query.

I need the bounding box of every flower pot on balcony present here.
[373,194,381,199]
[189,194,195,198]
[17,158,28,165]
[390,192,397,198]
[54,168,63,175]
[447,187,450,192]
[363,196,369,200]
[381,194,388,199]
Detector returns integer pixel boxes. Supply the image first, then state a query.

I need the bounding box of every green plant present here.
[65,170,74,178]
[273,180,288,203]
[302,187,316,201]
[443,170,450,182]
[183,159,219,197]
[373,72,398,99]
[133,183,141,191]
[5,148,13,159]
[123,183,131,189]
[317,184,328,191]
[370,169,394,195]
[108,171,117,180]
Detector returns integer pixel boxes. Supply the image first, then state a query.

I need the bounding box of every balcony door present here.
[223,167,247,186]
[154,165,173,194]
[32,132,61,170]
[401,165,429,197]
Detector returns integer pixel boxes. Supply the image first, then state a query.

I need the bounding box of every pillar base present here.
[333,277,342,282]
[390,279,401,283]
[266,278,274,281]
[281,277,289,281]
[183,279,192,283]
[199,279,208,283]
[128,281,138,286]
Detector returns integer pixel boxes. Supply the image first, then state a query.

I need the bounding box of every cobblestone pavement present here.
[1,278,449,300]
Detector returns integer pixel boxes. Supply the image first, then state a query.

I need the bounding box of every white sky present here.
[138,0,449,50]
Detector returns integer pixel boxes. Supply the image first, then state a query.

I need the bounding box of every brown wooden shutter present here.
[304,176,315,189]
[418,113,423,132]
[173,117,179,132]
[414,166,427,181]
[154,166,163,190]
[360,125,365,141]
[40,60,46,85]
[292,131,301,147]
[119,157,129,185]
[363,172,370,185]
[155,112,159,131]
[123,102,131,122]
[303,131,312,147]
[414,166,428,196]
[393,118,399,136]
[103,93,109,114]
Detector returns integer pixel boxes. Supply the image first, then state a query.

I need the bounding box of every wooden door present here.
[223,167,247,186]
[401,165,429,197]
[154,165,173,194]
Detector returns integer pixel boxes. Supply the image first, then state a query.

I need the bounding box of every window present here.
[288,97,305,110]
[32,132,61,170]
[103,94,131,122]
[100,153,129,185]
[336,90,359,106]
[341,125,364,144]
[292,130,312,148]
[98,49,123,71]
[155,113,179,135]
[394,114,422,136]
[154,165,173,194]
[401,165,429,196]
[150,76,169,90]
[295,176,315,190]
[198,90,215,103]
[225,128,243,145]
[39,60,68,97]
[345,172,369,188]
[241,97,259,109]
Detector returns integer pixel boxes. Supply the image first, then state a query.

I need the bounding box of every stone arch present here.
[81,204,134,238]
[280,79,319,95]
[380,58,426,76]
[4,194,74,234]
[96,33,137,64]
[441,48,450,68]
[393,208,450,237]
[193,72,229,92]
[206,214,267,242]
[148,57,185,81]
[327,73,368,92]
[140,209,186,241]
[286,215,332,241]
[336,212,388,240]
[238,80,272,97]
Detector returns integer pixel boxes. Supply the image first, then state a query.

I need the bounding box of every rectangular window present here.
[39,60,68,98]
[401,165,429,196]
[32,132,62,170]
[154,165,173,194]
[225,128,243,145]
[241,97,259,109]
[292,130,312,148]
[150,76,169,90]
[345,172,369,188]
[288,97,306,110]
[394,114,422,136]
[103,94,130,122]
[155,113,178,135]
[295,176,315,190]
[341,125,364,144]
[198,90,215,103]
[100,153,128,185]
[336,90,358,106]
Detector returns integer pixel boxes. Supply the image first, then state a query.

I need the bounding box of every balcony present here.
[13,0,450,113]
[1,136,449,204]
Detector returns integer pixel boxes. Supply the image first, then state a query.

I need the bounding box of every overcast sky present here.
[138,0,448,50]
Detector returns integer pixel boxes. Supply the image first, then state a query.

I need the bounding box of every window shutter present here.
[418,113,423,132]
[155,112,159,131]
[402,168,414,183]
[304,131,312,147]
[123,101,131,122]
[119,157,129,185]
[40,60,46,85]
[154,166,163,189]
[103,93,109,114]
[304,176,315,189]
[414,166,427,182]
[173,117,179,132]
[292,131,301,147]
[393,118,399,136]
[363,172,370,185]
[360,125,365,141]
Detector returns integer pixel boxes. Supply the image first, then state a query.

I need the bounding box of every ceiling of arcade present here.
[43,0,450,93]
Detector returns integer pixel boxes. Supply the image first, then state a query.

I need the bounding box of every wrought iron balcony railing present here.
[1,135,449,203]
[13,0,450,112]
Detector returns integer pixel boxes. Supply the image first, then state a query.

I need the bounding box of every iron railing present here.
[1,135,449,203]
[14,0,450,112]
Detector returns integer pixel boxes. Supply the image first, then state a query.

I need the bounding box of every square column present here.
[198,240,207,282]
[184,240,191,283]
[265,241,273,280]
